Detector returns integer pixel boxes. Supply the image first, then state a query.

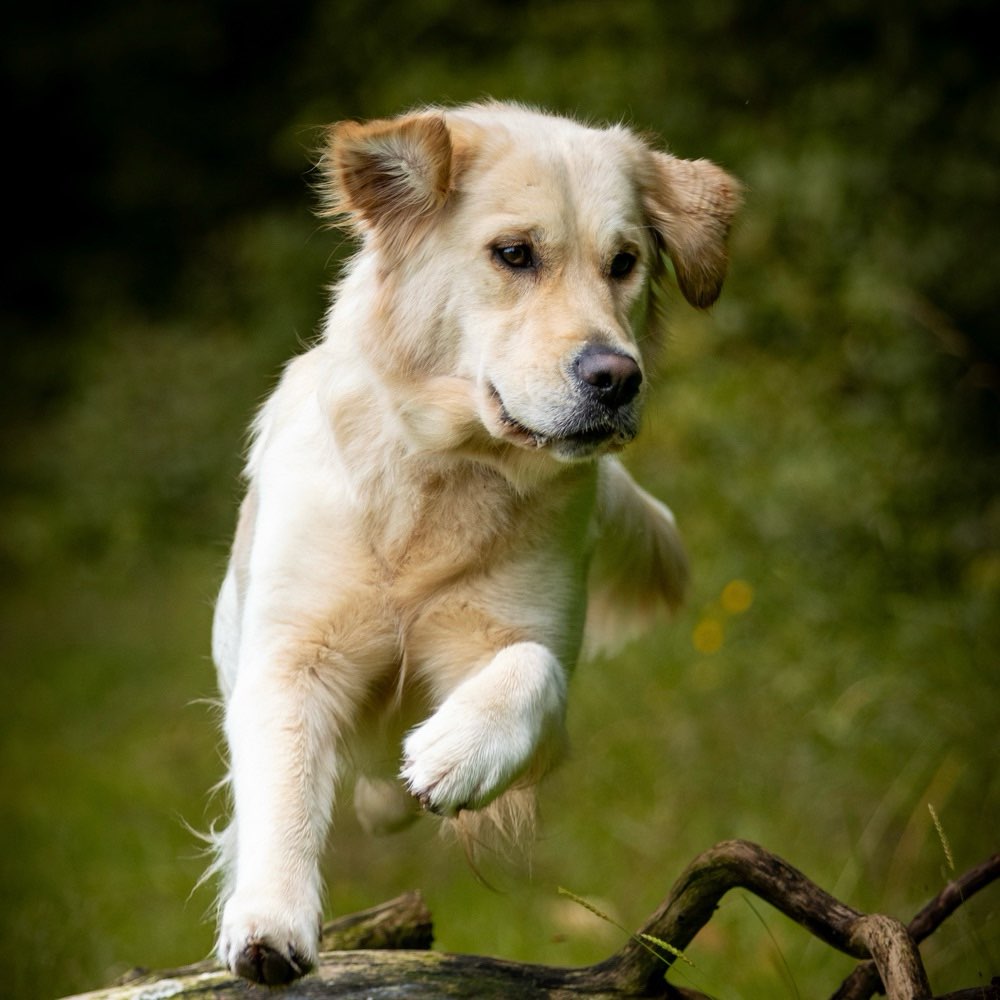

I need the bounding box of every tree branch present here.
[832,853,1000,1000]
[573,839,933,997]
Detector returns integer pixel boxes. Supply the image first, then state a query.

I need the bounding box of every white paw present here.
[402,643,567,817]
[353,775,421,835]
[401,697,538,816]
[217,893,318,985]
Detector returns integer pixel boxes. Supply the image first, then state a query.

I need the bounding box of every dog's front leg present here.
[401,641,567,816]
[216,650,340,985]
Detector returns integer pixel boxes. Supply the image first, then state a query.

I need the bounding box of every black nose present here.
[573,345,642,409]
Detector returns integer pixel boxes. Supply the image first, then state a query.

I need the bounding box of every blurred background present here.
[2,2,998,997]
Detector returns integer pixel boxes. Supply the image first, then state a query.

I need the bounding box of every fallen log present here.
[61,839,999,1000]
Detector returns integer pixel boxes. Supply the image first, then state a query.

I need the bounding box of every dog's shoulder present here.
[247,346,333,468]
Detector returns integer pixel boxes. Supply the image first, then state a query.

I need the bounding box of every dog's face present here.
[322,104,741,462]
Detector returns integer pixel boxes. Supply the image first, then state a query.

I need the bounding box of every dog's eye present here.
[495,244,535,270]
[609,251,637,279]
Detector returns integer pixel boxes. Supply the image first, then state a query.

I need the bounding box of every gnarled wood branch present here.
[832,852,1000,1000]
[61,840,998,1000]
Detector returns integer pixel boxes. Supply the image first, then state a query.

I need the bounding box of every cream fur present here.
[211,101,740,984]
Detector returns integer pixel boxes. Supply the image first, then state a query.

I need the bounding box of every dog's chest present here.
[366,464,520,591]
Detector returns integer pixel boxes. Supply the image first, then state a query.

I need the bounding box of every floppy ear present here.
[643,152,742,309]
[319,112,454,257]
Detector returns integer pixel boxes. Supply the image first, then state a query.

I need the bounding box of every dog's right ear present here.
[319,113,454,258]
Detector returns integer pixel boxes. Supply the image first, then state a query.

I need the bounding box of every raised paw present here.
[401,643,566,817]
[400,702,535,817]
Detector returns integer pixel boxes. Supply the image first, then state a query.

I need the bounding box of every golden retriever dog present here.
[210,101,740,984]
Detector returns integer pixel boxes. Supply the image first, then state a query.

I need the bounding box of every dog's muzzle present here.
[492,344,644,460]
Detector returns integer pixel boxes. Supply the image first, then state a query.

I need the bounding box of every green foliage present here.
[2,2,997,998]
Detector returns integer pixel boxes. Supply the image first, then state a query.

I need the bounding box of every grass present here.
[1,210,997,999]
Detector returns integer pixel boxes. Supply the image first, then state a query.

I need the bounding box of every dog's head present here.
[320,103,741,463]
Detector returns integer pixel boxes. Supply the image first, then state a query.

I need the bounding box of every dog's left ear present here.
[319,112,454,257]
[642,152,743,309]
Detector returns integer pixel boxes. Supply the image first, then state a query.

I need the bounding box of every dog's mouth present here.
[489,385,548,448]
[487,384,635,459]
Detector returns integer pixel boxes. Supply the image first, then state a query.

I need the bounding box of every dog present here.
[210,101,741,984]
